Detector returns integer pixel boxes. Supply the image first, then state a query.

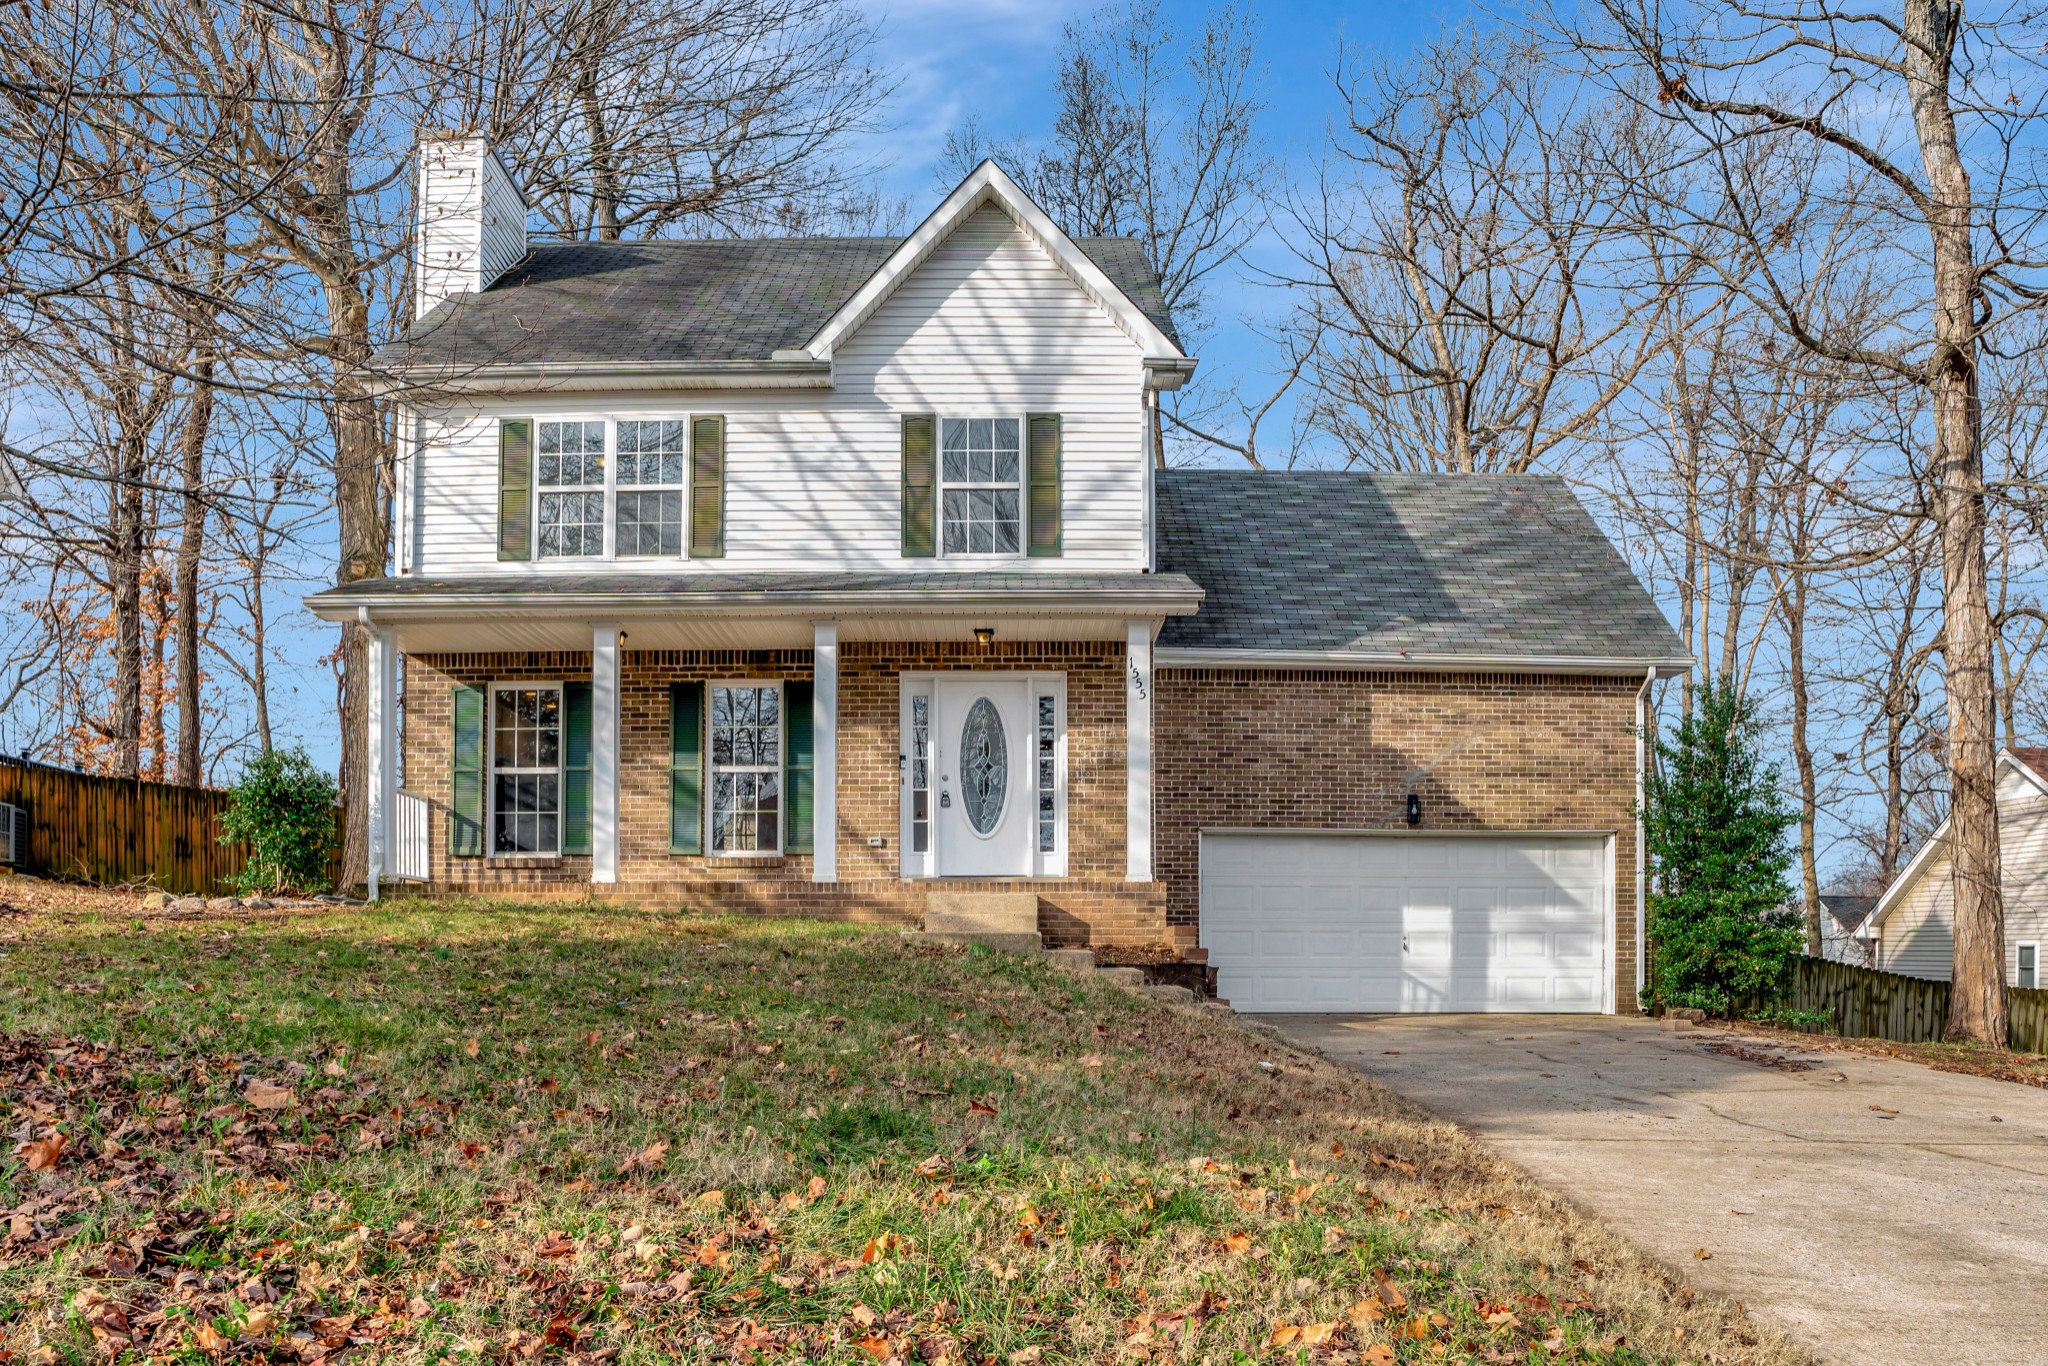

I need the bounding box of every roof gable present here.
[801,160,1188,366]
[1864,746,2048,931]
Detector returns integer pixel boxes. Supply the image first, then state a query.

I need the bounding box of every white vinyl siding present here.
[1873,760,2048,985]
[407,207,1148,574]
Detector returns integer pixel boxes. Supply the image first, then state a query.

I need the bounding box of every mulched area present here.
[1728,1021,2048,1089]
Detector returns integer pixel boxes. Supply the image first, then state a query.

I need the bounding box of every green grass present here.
[0,896,1812,1364]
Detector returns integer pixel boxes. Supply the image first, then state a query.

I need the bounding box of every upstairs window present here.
[616,420,687,556]
[538,421,605,557]
[941,417,1021,555]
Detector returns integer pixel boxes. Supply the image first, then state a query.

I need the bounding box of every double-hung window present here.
[2020,942,2040,991]
[538,421,606,557]
[941,417,1021,555]
[492,684,561,854]
[616,420,687,556]
[709,683,781,853]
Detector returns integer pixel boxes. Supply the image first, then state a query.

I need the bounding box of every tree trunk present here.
[1904,0,2007,1044]
[1788,563,1822,956]
[109,424,147,779]
[175,358,215,787]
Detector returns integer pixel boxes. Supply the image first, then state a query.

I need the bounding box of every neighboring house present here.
[1858,748,2048,988]
[1814,893,1876,967]
[308,137,1688,1015]
[0,444,23,501]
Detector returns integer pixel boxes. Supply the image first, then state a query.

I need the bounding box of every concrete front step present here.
[1043,948,1097,972]
[924,890,1039,935]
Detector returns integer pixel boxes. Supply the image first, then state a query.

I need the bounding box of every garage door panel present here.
[1201,834,1609,1014]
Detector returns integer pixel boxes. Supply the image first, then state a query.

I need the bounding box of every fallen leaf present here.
[807,1175,828,1200]
[193,1322,232,1355]
[1222,1231,1253,1256]
[1266,1324,1301,1348]
[1694,1248,1712,1261]
[1373,1266,1408,1311]
[969,1099,998,1117]
[1297,1322,1338,1346]
[20,1132,66,1171]
[1346,1300,1386,1327]
[1362,1347,1397,1366]
[244,1079,296,1110]
[465,1037,480,1059]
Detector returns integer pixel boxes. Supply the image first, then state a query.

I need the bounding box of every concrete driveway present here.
[1261,1014,2048,1366]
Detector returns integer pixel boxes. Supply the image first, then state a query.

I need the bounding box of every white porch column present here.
[1126,619,1153,882]
[591,623,620,883]
[813,620,839,882]
[362,610,395,900]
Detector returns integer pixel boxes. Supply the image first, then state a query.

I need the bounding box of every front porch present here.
[335,576,1202,951]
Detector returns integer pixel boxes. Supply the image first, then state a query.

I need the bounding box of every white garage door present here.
[1200,833,1610,1013]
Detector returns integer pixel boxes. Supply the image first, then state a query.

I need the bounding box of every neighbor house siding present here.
[407,207,1147,576]
[1153,669,1643,1011]
[1874,761,2048,985]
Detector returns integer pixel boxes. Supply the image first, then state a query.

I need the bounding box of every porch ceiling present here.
[307,570,1202,654]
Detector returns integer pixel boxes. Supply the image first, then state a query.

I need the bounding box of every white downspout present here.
[361,605,382,903]
[1635,665,1655,1009]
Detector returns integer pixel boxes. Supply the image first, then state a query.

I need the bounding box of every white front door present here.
[933,677,1034,877]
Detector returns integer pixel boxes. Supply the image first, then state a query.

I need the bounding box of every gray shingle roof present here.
[1154,470,1685,663]
[376,235,1178,373]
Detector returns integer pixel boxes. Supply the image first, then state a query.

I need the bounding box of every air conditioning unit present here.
[0,801,24,867]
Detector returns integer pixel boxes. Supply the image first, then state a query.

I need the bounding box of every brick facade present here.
[400,652,1644,1006]
[401,642,1165,946]
[1152,668,1643,1012]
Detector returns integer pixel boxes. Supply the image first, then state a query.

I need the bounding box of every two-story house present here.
[309,138,1688,1014]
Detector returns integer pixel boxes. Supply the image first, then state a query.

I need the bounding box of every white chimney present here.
[413,134,527,319]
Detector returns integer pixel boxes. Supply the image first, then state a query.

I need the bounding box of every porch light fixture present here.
[973,626,995,647]
[1405,793,1422,827]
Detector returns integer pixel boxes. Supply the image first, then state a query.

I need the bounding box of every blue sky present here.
[851,0,1473,454]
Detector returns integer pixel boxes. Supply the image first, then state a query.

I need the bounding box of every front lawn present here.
[0,891,1809,1364]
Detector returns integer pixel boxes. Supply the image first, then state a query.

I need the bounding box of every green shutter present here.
[784,679,815,855]
[450,684,485,857]
[1027,413,1062,557]
[690,415,725,558]
[562,681,592,856]
[669,681,703,854]
[498,419,533,561]
[900,413,937,557]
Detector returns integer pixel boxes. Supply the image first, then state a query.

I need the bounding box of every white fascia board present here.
[801,159,1189,366]
[310,584,1205,625]
[365,359,833,398]
[1998,746,2048,799]
[1153,646,1695,677]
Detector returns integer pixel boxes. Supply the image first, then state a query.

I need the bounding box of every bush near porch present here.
[0,894,1810,1365]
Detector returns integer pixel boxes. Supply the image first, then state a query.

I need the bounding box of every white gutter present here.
[363,358,834,398]
[1635,664,1655,1009]
[1154,646,1694,678]
[358,605,381,905]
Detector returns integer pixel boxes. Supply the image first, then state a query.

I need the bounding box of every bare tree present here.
[442,0,892,240]
[1287,32,1684,473]
[1571,0,2048,1042]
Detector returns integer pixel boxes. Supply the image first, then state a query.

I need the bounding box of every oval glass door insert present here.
[959,697,1008,835]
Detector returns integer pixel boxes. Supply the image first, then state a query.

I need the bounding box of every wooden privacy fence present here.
[1776,956,2048,1054]
[0,754,250,895]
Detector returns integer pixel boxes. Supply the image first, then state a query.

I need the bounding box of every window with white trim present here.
[940,417,1021,555]
[538,421,606,557]
[710,683,781,853]
[909,693,931,855]
[492,684,561,854]
[615,419,686,556]
[2020,941,2039,991]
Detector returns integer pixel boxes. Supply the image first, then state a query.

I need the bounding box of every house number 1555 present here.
[1128,663,1148,700]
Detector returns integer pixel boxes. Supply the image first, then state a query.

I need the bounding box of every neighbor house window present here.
[538,421,606,557]
[492,684,561,854]
[941,417,1021,555]
[615,419,686,556]
[2021,942,2039,991]
[710,683,780,853]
